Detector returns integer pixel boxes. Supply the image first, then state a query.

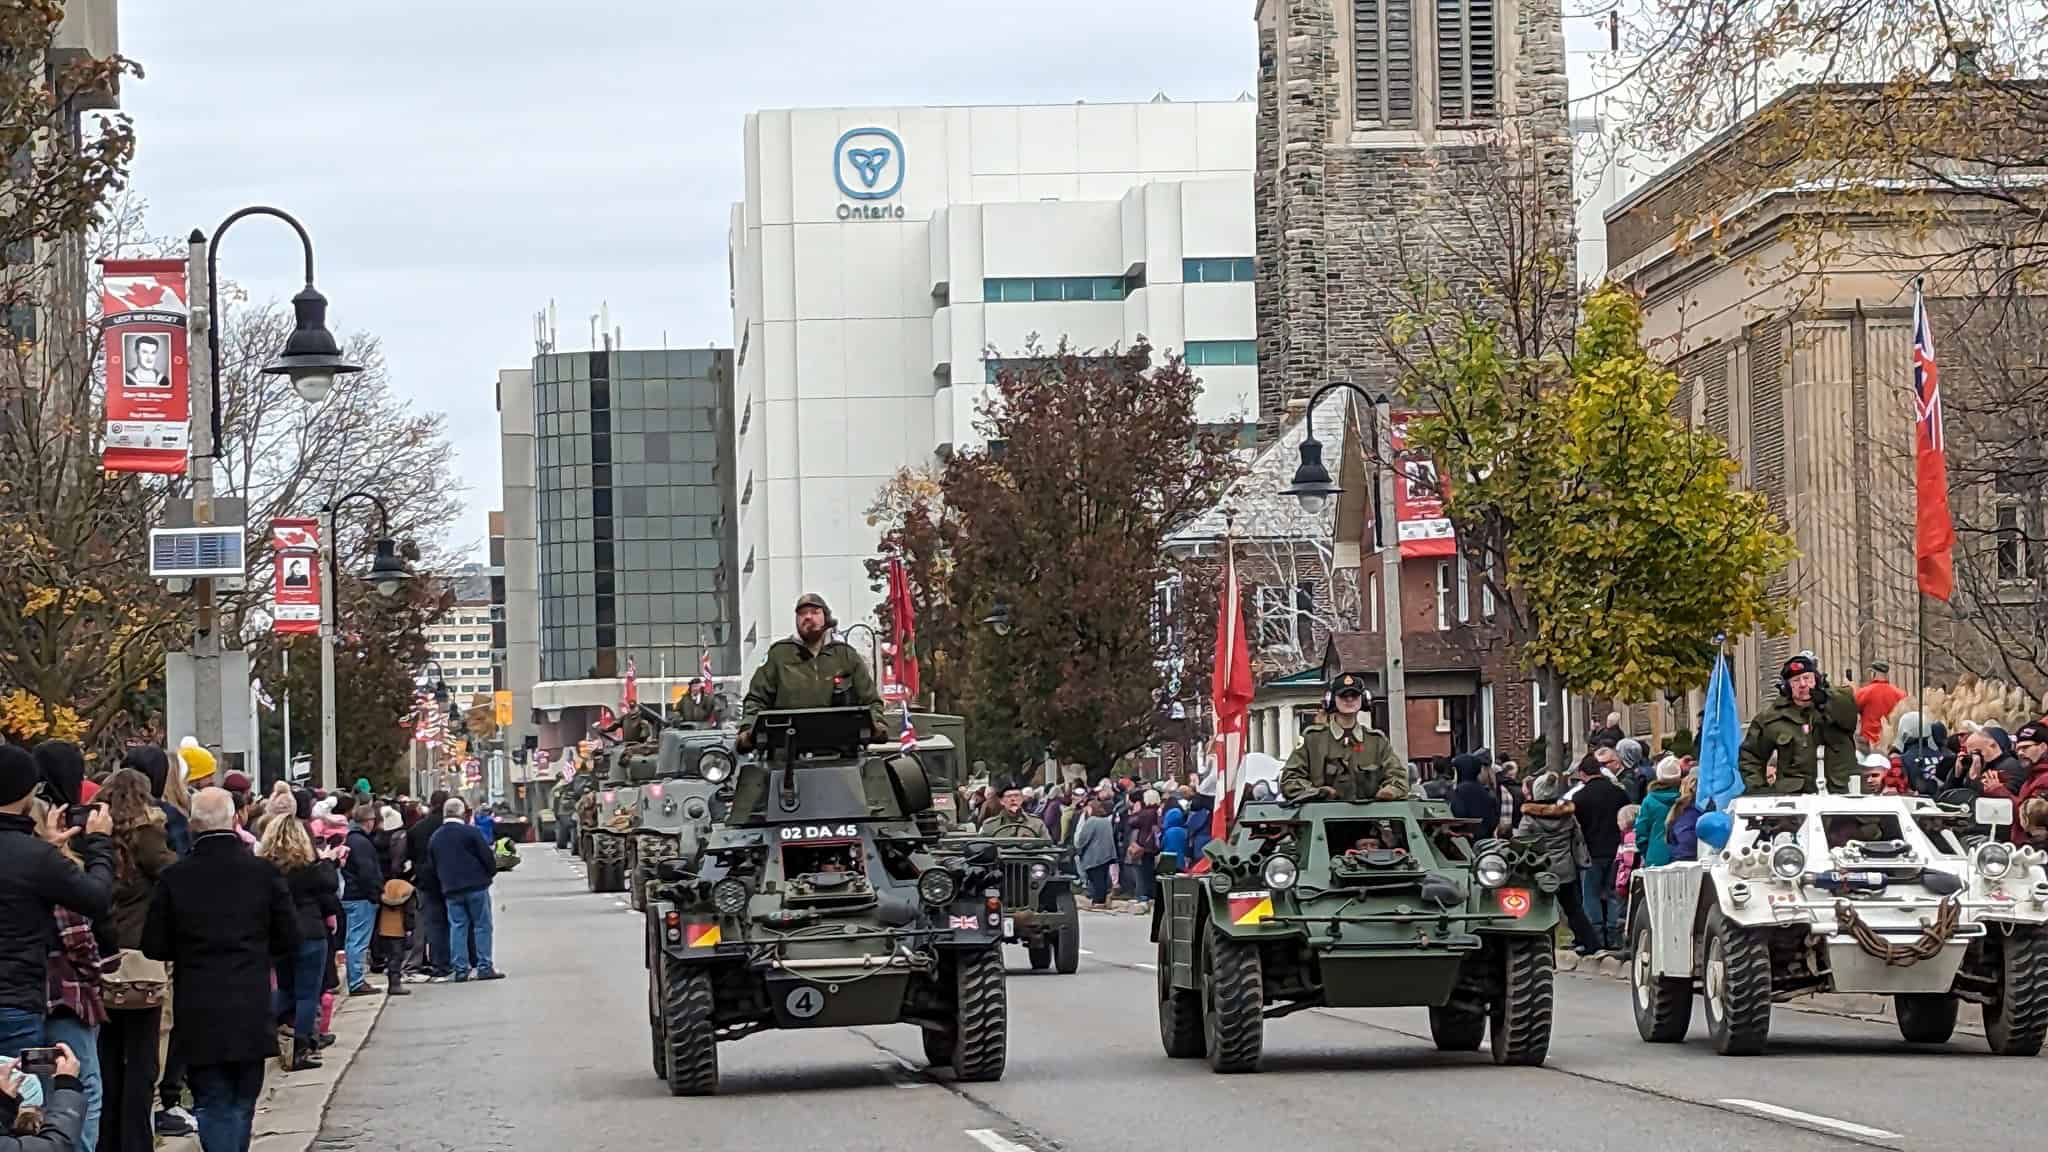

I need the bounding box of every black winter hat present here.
[32,741,86,808]
[0,745,39,806]
[1781,653,1820,682]
[122,745,170,799]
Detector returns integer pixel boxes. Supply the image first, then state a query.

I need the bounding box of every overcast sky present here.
[115,1,1258,556]
[119,3,1613,559]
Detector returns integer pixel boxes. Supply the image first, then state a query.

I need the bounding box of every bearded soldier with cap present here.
[1279,672,1409,803]
[1738,652,1859,794]
[733,594,891,818]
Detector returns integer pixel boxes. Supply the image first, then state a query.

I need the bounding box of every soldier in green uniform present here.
[1279,672,1410,803]
[732,593,892,819]
[980,785,1050,838]
[672,680,722,727]
[1739,653,1858,794]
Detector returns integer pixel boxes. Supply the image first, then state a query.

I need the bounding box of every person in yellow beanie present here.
[176,738,216,788]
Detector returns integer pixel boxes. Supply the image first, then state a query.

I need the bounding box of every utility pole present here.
[281,646,293,779]
[1372,400,1409,759]
[319,506,338,790]
[185,233,224,754]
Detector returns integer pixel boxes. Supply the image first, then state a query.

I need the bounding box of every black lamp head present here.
[262,284,363,403]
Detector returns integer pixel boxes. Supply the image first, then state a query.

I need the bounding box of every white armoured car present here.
[1628,793,2048,1056]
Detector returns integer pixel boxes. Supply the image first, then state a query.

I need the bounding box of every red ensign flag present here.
[1910,285,1954,601]
[1207,549,1256,850]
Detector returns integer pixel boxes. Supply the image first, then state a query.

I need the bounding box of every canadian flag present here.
[1201,547,1256,862]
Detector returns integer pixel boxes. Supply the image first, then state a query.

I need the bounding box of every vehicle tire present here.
[649,957,669,1080]
[1629,894,1692,1043]
[1203,928,1263,1074]
[1489,935,1553,1066]
[1702,907,1772,1056]
[661,968,718,1096]
[1056,897,1089,967]
[1428,1005,1485,1052]
[1158,924,1203,1059]
[1983,928,2048,1057]
[1894,994,1958,1044]
[627,843,643,911]
[1027,942,1052,971]
[921,1026,955,1068]
[949,945,1007,1082]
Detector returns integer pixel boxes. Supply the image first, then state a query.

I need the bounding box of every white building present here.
[728,99,1257,667]
[425,568,496,703]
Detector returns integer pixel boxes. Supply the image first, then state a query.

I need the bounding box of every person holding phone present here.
[0,1042,87,1152]
[0,746,112,1066]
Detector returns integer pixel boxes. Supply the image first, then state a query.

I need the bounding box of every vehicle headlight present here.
[712,877,750,915]
[1028,863,1049,884]
[1975,842,2014,880]
[1769,843,1807,881]
[917,868,959,907]
[699,750,735,784]
[1474,851,1510,889]
[1261,855,1298,891]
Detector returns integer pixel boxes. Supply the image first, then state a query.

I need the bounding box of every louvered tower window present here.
[1437,0,1499,124]
[1355,0,1416,126]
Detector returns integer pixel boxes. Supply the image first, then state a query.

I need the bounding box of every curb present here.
[1555,948,1988,1037]
[162,984,389,1152]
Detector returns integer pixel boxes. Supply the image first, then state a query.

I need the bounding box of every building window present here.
[1354,0,1416,127]
[981,276,1126,303]
[1182,257,1255,284]
[1150,577,1181,651]
[1183,340,1258,367]
[1455,554,1471,623]
[1996,502,2031,581]
[1436,0,1499,125]
[1435,560,1452,631]
[1436,699,1453,733]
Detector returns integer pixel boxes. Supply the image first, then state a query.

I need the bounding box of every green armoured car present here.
[645,708,1010,1096]
[1153,797,1562,1073]
[586,748,640,895]
[627,726,736,913]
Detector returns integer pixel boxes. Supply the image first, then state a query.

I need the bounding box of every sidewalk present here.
[162,985,389,1152]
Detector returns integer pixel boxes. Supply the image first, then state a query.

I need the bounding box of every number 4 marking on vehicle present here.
[786,985,825,1019]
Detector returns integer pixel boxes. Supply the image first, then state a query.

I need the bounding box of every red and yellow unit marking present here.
[1226,891,1274,926]
[1496,888,1532,918]
[685,922,722,949]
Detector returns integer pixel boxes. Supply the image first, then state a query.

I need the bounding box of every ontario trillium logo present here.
[833,127,904,201]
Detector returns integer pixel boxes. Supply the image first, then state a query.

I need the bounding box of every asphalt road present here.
[312,846,2034,1152]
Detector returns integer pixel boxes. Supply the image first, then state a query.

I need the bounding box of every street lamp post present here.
[835,622,883,688]
[181,208,360,756]
[1280,381,1408,760]
[320,490,410,790]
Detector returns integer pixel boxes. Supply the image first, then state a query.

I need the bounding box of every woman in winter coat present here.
[1666,773,1702,862]
[1072,800,1117,908]
[259,813,340,1071]
[1158,807,1188,869]
[1516,772,1600,954]
[95,769,175,1152]
[121,747,188,858]
[1635,758,1684,867]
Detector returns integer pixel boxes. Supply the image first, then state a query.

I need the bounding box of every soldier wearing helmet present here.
[1279,672,1409,803]
[1737,652,1859,794]
[738,593,885,748]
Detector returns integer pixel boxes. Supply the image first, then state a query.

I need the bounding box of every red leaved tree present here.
[942,344,1242,780]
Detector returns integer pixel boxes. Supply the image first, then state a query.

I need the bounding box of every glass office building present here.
[532,347,738,684]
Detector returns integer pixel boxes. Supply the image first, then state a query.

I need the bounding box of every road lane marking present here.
[965,1130,1038,1152]
[1134,962,1156,971]
[1718,1100,1900,1140]
[1079,949,1094,956]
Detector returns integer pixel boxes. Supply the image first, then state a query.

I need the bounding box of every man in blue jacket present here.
[428,799,504,982]
[335,795,384,996]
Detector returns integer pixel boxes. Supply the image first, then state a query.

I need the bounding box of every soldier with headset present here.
[1279,671,1409,803]
[1738,652,1859,794]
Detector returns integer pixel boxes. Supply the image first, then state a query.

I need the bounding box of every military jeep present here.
[936,833,1081,973]
[1628,792,2048,1056]
[644,707,1011,1095]
[627,726,736,913]
[1153,797,1561,1073]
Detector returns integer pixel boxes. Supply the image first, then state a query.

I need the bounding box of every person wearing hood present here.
[1982,721,2048,845]
[123,748,188,860]
[1183,792,1214,862]
[1158,806,1188,865]
[1739,653,1859,794]
[1616,738,1652,803]
[1634,757,1684,867]
[1964,726,2027,795]
[1894,711,1948,794]
[1514,772,1599,954]
[1447,754,1499,831]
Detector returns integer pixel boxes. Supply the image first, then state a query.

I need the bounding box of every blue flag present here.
[1696,650,1744,812]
